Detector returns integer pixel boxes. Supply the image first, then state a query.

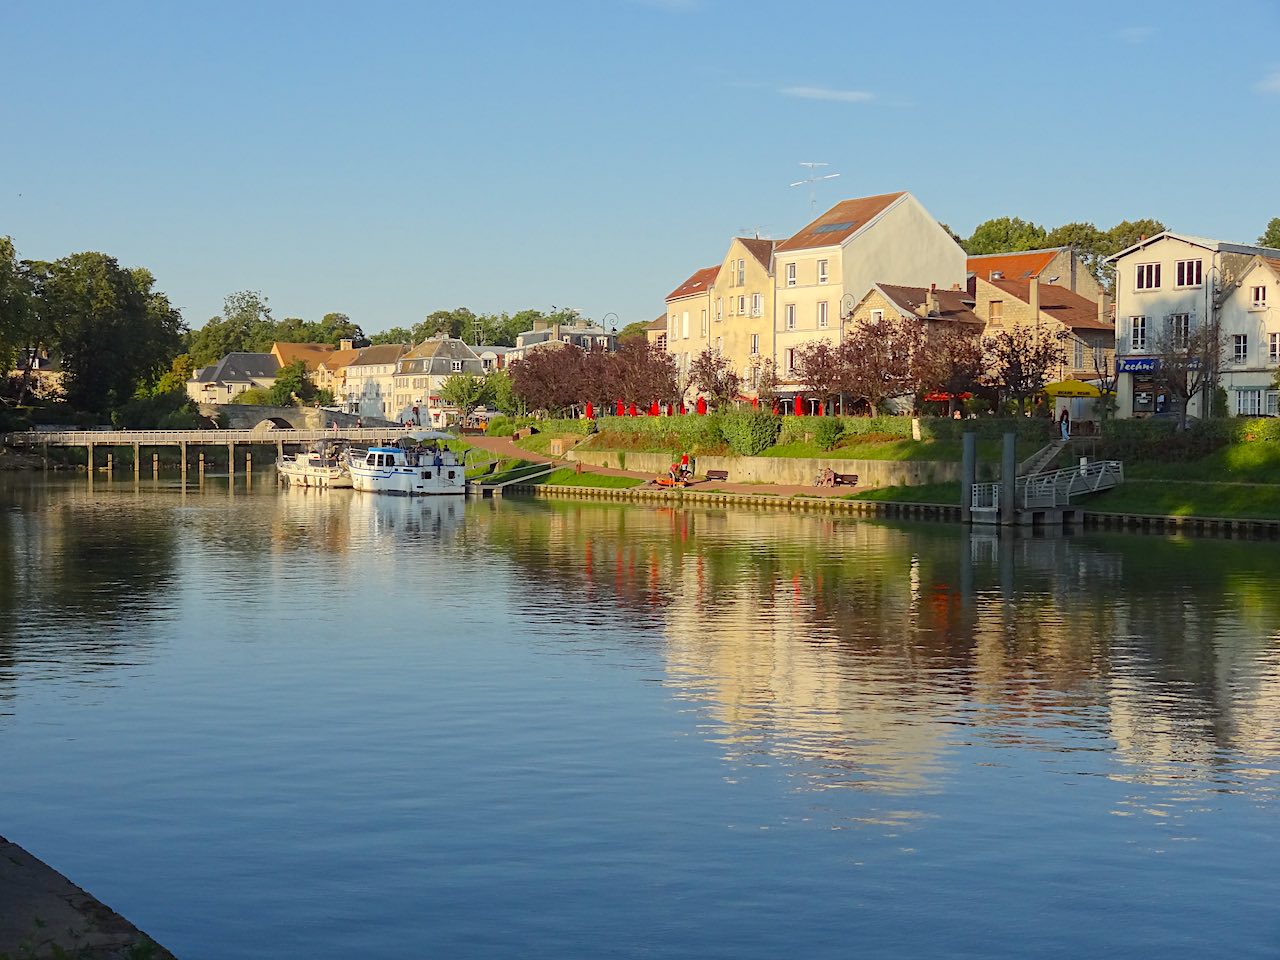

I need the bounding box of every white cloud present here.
[780,86,874,104]
[1258,70,1280,94]
[1118,26,1156,44]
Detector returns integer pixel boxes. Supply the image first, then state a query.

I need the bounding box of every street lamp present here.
[601,311,619,333]
[839,294,857,321]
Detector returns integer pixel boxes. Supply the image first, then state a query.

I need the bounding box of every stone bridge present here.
[198,404,397,431]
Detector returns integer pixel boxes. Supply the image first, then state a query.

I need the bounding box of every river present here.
[1,476,1277,959]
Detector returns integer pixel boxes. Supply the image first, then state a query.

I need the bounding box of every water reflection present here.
[479,499,1280,804]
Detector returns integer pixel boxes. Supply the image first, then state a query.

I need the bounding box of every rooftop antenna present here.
[790,161,840,210]
[736,225,772,240]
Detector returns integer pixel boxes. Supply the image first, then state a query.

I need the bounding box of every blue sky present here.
[3,0,1278,336]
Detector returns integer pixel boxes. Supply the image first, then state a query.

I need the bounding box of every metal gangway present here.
[970,460,1124,522]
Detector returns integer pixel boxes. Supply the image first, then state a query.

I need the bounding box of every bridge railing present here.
[1015,460,1123,508]
[971,482,1000,511]
[3,427,423,447]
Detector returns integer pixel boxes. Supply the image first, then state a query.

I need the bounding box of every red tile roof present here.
[738,237,775,269]
[1263,257,1280,278]
[875,284,983,327]
[272,342,334,372]
[646,314,667,330]
[985,278,1110,331]
[666,266,719,302]
[775,192,907,252]
[966,249,1062,282]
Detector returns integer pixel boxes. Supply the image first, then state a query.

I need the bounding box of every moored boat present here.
[277,444,352,488]
[346,432,465,496]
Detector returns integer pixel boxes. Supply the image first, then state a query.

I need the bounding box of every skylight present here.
[814,220,856,234]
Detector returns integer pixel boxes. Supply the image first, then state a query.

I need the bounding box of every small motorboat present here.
[277,444,352,488]
[346,431,466,496]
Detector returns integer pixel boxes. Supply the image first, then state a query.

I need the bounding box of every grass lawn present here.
[845,482,962,504]
[1077,480,1280,520]
[533,468,646,488]
[1123,440,1280,484]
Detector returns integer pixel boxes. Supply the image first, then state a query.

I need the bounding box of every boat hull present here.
[347,447,466,496]
[277,458,352,489]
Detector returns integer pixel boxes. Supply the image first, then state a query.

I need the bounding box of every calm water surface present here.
[1,476,1278,959]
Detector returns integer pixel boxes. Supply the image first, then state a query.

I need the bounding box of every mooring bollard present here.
[245,453,252,489]
[153,453,159,480]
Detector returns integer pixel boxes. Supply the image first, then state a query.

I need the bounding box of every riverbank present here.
[0,835,174,959]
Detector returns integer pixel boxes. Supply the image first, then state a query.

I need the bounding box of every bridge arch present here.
[253,417,295,431]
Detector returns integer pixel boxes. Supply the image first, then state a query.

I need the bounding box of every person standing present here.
[1059,408,1070,440]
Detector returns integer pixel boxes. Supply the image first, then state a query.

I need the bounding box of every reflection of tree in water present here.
[0,480,181,688]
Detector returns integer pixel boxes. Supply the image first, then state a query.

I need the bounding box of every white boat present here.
[277,445,352,488]
[346,432,466,496]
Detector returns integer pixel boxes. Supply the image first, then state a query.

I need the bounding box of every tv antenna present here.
[790,162,840,210]
[736,225,772,240]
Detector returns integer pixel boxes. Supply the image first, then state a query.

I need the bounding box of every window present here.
[786,263,796,287]
[750,333,759,355]
[870,309,884,323]
[656,333,667,351]
[752,293,763,316]
[682,312,689,339]
[1234,334,1248,363]
[1237,389,1262,416]
[1093,344,1106,369]
[700,310,708,336]
[737,259,745,286]
[1269,392,1280,417]
[669,315,677,339]
[785,304,796,330]
[1073,339,1084,368]
[818,301,829,329]
[451,360,463,372]
[737,295,746,316]
[1175,259,1203,287]
[988,300,1003,324]
[1136,263,1161,290]
[1130,316,1147,351]
[1270,332,1280,364]
[785,348,797,374]
[1253,285,1268,309]
[716,298,723,321]
[818,260,829,284]
[1167,313,1190,350]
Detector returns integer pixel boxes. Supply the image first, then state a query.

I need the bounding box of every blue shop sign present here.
[1117,357,1159,373]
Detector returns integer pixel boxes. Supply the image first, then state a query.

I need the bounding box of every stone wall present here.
[569,449,996,487]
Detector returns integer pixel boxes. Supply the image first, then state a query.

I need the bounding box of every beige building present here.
[341,343,409,419]
[772,191,967,388]
[391,336,485,425]
[316,339,360,395]
[708,237,776,395]
[967,247,1103,301]
[664,265,717,387]
[973,277,1114,383]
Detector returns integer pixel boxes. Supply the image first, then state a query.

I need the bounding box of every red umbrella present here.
[649,400,660,416]
[752,396,759,409]
[680,403,687,415]
[585,401,594,420]
[615,399,624,417]
[667,404,675,417]
[817,401,825,417]
[628,402,638,416]
[771,403,780,415]
[794,393,804,415]
[696,396,708,415]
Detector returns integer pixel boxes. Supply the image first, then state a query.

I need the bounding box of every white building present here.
[341,343,409,420]
[1110,232,1280,418]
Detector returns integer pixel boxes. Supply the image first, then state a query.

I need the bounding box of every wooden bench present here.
[704,469,729,482]
[833,472,859,486]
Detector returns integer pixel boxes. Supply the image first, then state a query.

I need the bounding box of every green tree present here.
[439,373,493,414]
[42,253,183,413]
[368,326,414,345]
[1259,218,1280,249]
[268,359,315,406]
[152,353,195,396]
[1105,219,1166,255]
[187,290,273,366]
[616,320,652,343]
[0,237,37,385]
[487,368,519,415]
[965,217,1049,255]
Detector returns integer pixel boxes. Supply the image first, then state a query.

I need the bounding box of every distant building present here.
[508,319,617,360]
[392,336,485,424]
[270,342,335,374]
[473,344,510,374]
[664,266,718,387]
[186,353,280,404]
[967,247,1103,300]
[341,343,409,419]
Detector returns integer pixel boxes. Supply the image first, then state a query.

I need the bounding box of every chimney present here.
[928,282,940,317]
[533,319,548,332]
[339,338,353,351]
[1097,292,1110,326]
[1029,276,1041,319]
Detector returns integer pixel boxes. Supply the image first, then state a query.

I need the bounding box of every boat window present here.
[447,471,456,480]
[422,471,432,480]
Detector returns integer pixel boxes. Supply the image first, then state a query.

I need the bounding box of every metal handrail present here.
[1015,460,1124,508]
[4,427,422,447]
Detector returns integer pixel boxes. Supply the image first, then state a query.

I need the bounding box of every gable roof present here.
[405,336,480,362]
[1264,257,1280,278]
[319,347,361,372]
[646,315,668,331]
[966,248,1064,283]
[874,284,982,327]
[272,342,334,372]
[983,278,1110,331]
[666,265,719,302]
[350,343,409,367]
[737,236,775,270]
[206,352,280,382]
[775,191,907,252]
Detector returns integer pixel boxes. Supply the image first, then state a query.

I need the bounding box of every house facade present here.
[341,343,409,419]
[967,247,1103,301]
[1110,232,1280,418]
[391,336,485,424]
[509,320,617,361]
[708,237,775,394]
[186,353,279,404]
[664,266,717,388]
[772,192,966,384]
[971,277,1114,383]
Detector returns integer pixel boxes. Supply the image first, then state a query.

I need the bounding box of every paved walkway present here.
[0,835,175,958]
[463,434,871,500]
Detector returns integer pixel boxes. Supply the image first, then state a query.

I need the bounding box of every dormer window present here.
[451,360,463,372]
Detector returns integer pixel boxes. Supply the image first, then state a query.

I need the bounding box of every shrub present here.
[720,410,782,456]
[811,417,843,450]
[485,415,514,437]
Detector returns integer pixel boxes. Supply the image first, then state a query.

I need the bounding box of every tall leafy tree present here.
[793,340,845,409]
[0,237,37,387]
[1152,316,1223,430]
[984,326,1067,414]
[844,314,923,412]
[611,338,678,406]
[509,344,584,415]
[439,373,493,414]
[1259,218,1280,249]
[187,290,273,366]
[965,217,1049,255]
[914,328,985,413]
[688,348,742,407]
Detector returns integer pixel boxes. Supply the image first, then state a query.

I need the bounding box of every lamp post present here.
[601,311,619,334]
[838,294,857,343]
